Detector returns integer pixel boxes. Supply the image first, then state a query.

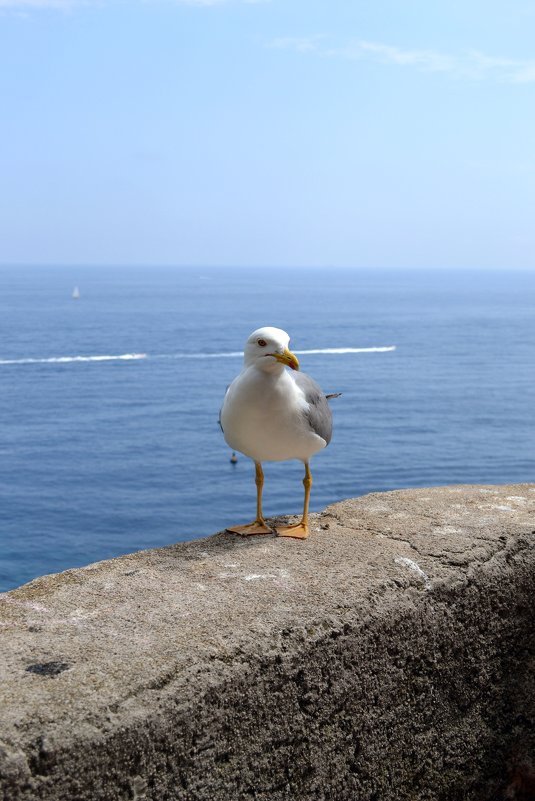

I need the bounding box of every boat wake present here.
[0,346,396,366]
[0,353,147,365]
[295,346,396,355]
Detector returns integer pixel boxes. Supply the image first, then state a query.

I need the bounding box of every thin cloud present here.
[270,36,535,84]
[357,41,457,73]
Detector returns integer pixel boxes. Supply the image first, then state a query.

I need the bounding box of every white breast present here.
[220,366,327,462]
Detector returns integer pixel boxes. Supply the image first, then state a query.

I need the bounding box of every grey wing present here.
[293,371,333,445]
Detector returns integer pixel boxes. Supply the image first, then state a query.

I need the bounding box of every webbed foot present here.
[226,521,273,536]
[276,522,309,540]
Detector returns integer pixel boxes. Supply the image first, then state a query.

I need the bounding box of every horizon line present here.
[1,263,534,272]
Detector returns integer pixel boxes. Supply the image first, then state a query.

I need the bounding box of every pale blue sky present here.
[1,0,534,268]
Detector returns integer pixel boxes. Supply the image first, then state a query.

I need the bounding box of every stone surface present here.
[1,484,534,801]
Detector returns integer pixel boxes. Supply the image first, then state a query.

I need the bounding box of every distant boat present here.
[72,286,80,300]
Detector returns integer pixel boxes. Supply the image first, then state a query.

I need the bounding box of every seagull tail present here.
[325,392,342,401]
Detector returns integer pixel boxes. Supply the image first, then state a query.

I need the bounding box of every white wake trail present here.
[294,346,396,355]
[0,353,147,365]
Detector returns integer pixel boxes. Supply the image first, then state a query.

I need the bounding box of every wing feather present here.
[293,371,333,445]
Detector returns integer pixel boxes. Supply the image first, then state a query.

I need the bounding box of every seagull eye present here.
[257,339,267,347]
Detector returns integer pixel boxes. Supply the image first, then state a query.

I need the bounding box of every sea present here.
[0,266,534,592]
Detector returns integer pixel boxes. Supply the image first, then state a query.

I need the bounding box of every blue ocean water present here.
[0,266,534,592]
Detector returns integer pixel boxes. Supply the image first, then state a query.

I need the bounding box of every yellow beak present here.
[272,347,300,371]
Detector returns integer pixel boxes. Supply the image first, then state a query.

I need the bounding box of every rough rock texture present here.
[1,484,534,801]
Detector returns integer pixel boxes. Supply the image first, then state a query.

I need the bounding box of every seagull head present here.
[244,327,300,373]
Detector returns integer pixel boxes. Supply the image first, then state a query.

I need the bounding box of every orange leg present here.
[276,461,311,540]
[226,461,273,536]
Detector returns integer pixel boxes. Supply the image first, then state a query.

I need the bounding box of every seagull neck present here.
[246,361,285,377]
[243,357,285,376]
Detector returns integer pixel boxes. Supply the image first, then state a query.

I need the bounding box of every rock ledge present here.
[1,484,534,801]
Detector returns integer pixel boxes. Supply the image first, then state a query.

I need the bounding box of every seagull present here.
[220,327,338,539]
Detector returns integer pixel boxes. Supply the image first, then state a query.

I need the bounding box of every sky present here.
[1,0,534,269]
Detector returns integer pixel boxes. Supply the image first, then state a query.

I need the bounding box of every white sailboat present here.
[72,286,80,300]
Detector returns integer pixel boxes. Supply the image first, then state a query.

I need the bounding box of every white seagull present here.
[220,327,338,539]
